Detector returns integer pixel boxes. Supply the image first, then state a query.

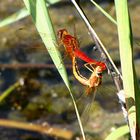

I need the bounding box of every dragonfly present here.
[57,29,106,71]
[72,55,103,95]
[57,28,106,95]
[58,28,109,129]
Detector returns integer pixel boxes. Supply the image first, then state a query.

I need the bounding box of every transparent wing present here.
[74,73,120,132]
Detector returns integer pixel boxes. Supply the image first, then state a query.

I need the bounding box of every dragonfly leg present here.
[84,62,96,72]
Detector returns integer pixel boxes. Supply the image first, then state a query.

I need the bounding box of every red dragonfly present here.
[57,28,106,94]
[57,29,106,71]
[58,29,108,128]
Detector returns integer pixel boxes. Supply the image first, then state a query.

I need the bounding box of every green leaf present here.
[105,125,129,140]
[115,0,140,138]
[22,0,86,139]
[0,0,61,27]
[0,81,21,102]
[0,8,28,27]
[90,0,117,25]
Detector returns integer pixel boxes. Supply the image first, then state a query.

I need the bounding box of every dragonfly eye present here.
[57,29,68,39]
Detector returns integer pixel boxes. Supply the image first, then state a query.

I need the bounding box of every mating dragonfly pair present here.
[57,29,106,95]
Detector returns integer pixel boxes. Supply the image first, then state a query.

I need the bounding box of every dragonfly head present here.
[96,66,103,78]
[57,29,68,40]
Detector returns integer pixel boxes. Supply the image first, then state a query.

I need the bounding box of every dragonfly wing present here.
[80,89,96,127]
